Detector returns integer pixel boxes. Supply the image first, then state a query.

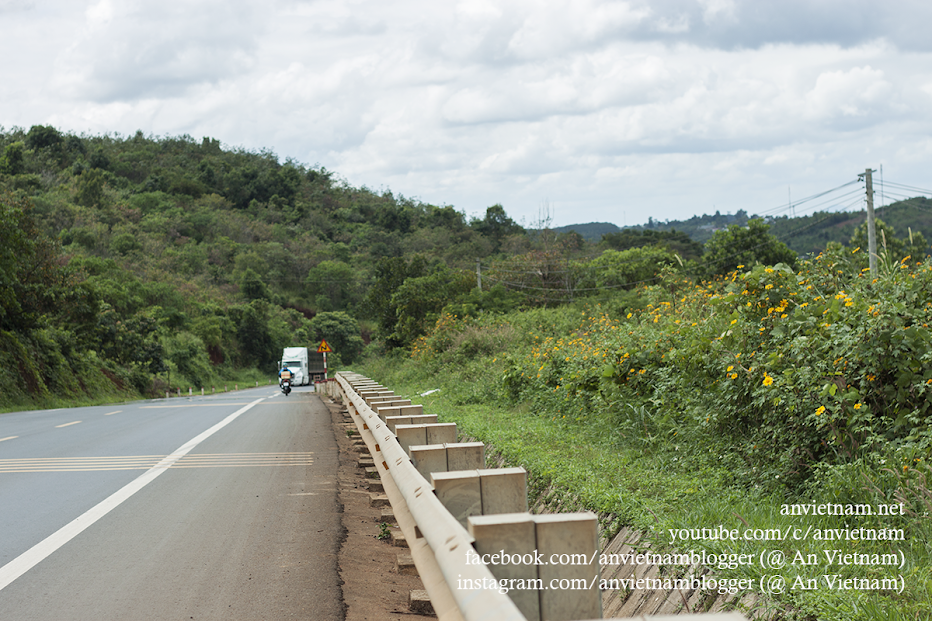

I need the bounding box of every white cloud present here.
[804,66,893,124]
[0,0,34,12]
[50,0,264,102]
[2,0,932,227]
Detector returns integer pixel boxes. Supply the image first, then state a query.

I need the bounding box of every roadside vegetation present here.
[362,241,932,620]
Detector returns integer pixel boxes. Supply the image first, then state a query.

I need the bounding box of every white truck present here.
[280,347,310,386]
[280,347,327,386]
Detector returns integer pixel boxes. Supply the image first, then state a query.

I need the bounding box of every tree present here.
[0,192,72,331]
[308,311,365,364]
[576,246,678,292]
[602,228,703,262]
[701,219,796,279]
[389,266,474,347]
[236,301,274,368]
[161,331,211,387]
[75,168,106,208]
[109,232,141,255]
[25,125,63,150]
[96,305,166,374]
[472,204,523,252]
[362,255,429,343]
[239,268,270,301]
[88,147,110,171]
[0,142,25,175]
[305,260,359,312]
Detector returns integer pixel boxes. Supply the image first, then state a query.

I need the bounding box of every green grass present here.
[360,348,932,621]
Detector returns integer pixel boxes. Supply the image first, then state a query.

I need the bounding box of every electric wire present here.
[473,177,930,301]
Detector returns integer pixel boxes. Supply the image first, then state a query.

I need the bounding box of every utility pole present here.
[860,168,878,276]
[476,259,482,291]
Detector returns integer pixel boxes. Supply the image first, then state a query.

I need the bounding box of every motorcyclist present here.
[279,366,294,389]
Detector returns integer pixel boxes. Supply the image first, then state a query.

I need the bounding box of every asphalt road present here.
[0,385,343,620]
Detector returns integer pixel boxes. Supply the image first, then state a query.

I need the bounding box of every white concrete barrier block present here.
[385,416,413,433]
[431,470,481,527]
[364,393,396,405]
[409,444,447,480]
[395,424,428,454]
[534,512,601,621]
[425,422,457,445]
[374,401,415,417]
[478,467,528,515]
[376,404,424,422]
[446,441,485,472]
[467,513,540,621]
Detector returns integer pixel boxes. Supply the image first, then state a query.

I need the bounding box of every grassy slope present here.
[360,256,932,621]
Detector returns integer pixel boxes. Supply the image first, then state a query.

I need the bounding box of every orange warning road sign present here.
[317,339,332,353]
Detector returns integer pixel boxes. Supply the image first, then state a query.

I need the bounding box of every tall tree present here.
[701,219,796,279]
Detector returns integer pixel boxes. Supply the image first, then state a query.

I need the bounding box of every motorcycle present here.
[281,378,292,396]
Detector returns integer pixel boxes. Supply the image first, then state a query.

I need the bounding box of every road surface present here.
[0,385,343,620]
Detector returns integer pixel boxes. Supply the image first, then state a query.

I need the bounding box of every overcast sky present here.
[2,0,931,228]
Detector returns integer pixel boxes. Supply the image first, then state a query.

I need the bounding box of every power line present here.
[749,180,862,218]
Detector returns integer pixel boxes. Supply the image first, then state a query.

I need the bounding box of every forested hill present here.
[1,125,929,409]
[0,125,537,406]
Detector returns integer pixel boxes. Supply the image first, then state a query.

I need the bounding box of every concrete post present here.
[394,424,428,454]
[426,422,457,445]
[478,467,528,515]
[377,404,424,421]
[446,442,485,471]
[385,416,413,433]
[431,470,481,527]
[468,513,540,621]
[409,444,447,480]
[535,512,601,621]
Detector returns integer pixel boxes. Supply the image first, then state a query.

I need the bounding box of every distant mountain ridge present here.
[552,198,932,255]
[551,222,620,240]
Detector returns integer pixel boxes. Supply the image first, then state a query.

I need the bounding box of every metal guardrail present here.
[330,372,749,621]
[335,372,526,621]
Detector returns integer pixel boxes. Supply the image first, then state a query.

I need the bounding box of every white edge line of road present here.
[0,397,266,593]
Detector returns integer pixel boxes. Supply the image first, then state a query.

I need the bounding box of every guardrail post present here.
[395,424,428,454]
[468,513,540,621]
[447,441,485,471]
[479,467,528,514]
[535,512,601,621]
[377,404,424,421]
[426,422,457,445]
[431,470,482,527]
[396,423,458,454]
[409,444,447,480]
[385,416,413,433]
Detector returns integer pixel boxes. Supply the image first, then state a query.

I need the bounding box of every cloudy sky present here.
[2,0,931,228]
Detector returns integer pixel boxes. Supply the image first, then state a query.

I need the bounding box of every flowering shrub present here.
[449,254,932,491]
